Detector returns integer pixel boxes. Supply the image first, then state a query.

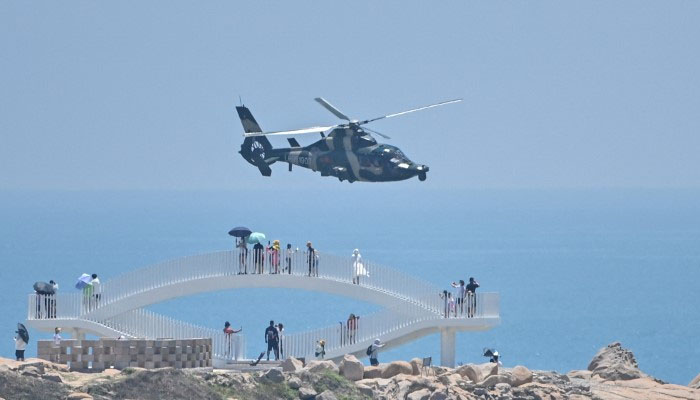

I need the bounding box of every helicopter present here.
[236,97,461,183]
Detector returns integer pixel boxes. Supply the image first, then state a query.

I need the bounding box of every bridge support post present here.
[440,328,456,367]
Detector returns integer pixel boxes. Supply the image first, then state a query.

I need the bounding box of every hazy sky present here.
[1,1,699,190]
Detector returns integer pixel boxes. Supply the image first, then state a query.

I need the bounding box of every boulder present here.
[363,366,383,379]
[67,393,93,400]
[288,376,302,389]
[476,362,498,380]
[41,373,63,383]
[355,383,374,398]
[456,364,480,382]
[338,354,364,381]
[410,358,423,375]
[689,372,700,389]
[306,360,339,374]
[264,368,285,383]
[381,361,413,379]
[315,390,338,400]
[511,365,533,387]
[437,373,462,387]
[478,374,513,388]
[298,386,317,400]
[494,382,511,393]
[18,362,46,375]
[587,342,644,381]
[567,369,593,380]
[429,392,448,400]
[281,357,304,372]
[407,388,431,400]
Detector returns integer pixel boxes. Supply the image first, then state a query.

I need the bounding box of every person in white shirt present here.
[451,280,466,315]
[369,338,385,366]
[52,327,62,362]
[14,334,26,361]
[91,274,101,307]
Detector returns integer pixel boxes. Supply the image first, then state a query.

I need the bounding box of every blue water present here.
[1,189,699,385]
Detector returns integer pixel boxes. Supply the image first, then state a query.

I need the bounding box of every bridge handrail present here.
[283,292,500,358]
[31,249,448,318]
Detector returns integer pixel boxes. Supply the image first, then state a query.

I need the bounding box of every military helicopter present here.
[236,97,461,182]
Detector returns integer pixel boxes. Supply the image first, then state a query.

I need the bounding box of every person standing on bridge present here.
[223,321,242,358]
[466,277,480,318]
[285,244,293,274]
[237,237,248,274]
[253,242,264,274]
[264,320,280,361]
[368,338,385,366]
[307,242,318,277]
[451,280,466,315]
[91,274,101,308]
[270,240,281,274]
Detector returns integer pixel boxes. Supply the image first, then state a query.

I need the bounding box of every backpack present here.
[366,345,373,356]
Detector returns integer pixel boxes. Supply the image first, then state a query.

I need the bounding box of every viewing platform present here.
[26,249,499,367]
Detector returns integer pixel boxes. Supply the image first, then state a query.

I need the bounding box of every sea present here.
[1,188,698,385]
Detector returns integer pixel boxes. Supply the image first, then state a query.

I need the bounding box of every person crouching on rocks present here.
[315,339,326,359]
[369,338,385,366]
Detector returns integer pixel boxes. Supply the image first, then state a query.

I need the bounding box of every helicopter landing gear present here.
[418,172,427,181]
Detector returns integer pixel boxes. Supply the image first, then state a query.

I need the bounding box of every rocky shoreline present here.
[1,342,698,400]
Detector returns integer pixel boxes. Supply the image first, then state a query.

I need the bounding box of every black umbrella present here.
[33,281,55,295]
[16,323,29,343]
[228,226,252,238]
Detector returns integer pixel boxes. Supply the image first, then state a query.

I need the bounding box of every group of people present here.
[236,239,319,277]
[264,320,285,361]
[441,277,480,318]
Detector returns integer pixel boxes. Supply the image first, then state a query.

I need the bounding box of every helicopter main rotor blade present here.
[315,97,352,121]
[362,127,392,140]
[359,98,462,125]
[243,125,336,137]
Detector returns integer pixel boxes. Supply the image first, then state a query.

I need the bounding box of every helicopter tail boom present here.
[237,105,275,176]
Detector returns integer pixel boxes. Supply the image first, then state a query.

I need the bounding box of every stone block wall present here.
[37,338,212,371]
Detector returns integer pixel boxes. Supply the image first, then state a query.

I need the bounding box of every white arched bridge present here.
[26,250,500,367]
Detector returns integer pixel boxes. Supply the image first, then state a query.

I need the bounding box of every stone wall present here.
[37,338,212,371]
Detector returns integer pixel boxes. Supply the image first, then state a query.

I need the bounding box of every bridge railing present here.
[102,309,246,361]
[283,292,499,359]
[28,249,449,319]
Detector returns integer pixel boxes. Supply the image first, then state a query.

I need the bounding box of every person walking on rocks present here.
[264,320,280,361]
[368,338,385,366]
[466,277,480,318]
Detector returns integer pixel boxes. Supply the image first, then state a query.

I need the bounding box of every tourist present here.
[347,314,359,344]
[223,321,242,357]
[237,237,248,274]
[270,240,280,274]
[82,279,93,312]
[253,242,265,274]
[48,280,58,318]
[466,277,480,317]
[91,274,101,308]
[276,323,285,359]
[439,290,456,318]
[264,320,279,361]
[306,242,317,277]
[368,338,384,366]
[285,244,293,274]
[451,280,466,315]
[52,327,62,363]
[315,339,326,359]
[351,249,367,285]
[14,332,26,361]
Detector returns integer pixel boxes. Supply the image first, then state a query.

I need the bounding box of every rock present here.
[410,358,423,375]
[18,362,46,375]
[407,388,431,400]
[288,376,302,389]
[381,361,413,379]
[306,360,339,374]
[587,342,643,381]
[428,392,448,400]
[476,362,498,380]
[690,372,700,389]
[567,369,593,380]
[264,368,285,383]
[355,383,374,397]
[281,357,304,372]
[67,393,93,400]
[478,374,513,387]
[315,390,338,400]
[298,386,317,400]
[511,365,533,387]
[339,354,364,381]
[456,364,480,382]
[41,373,63,383]
[363,366,383,379]
[495,382,511,392]
[437,373,462,387]
[20,365,44,378]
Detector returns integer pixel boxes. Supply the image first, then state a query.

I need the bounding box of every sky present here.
[1,1,700,190]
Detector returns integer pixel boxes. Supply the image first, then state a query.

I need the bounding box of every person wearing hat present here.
[270,240,281,274]
[369,338,385,366]
[315,339,326,359]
